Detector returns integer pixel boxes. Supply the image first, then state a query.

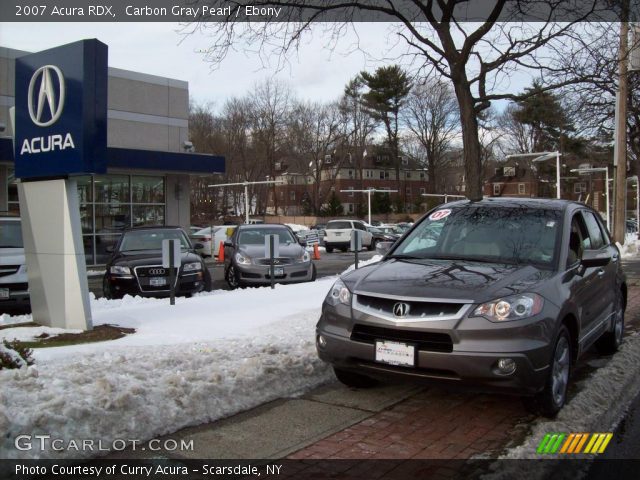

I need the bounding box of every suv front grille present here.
[351,324,453,353]
[357,294,461,318]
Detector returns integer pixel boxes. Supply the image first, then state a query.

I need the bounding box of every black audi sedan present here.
[103,226,211,299]
[316,198,626,416]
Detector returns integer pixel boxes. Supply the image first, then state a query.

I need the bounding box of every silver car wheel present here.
[614,299,624,345]
[551,336,570,407]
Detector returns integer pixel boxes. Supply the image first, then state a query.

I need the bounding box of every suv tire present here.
[596,290,625,355]
[524,325,571,417]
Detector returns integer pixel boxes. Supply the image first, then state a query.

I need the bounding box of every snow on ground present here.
[0,326,82,343]
[619,232,640,258]
[0,312,32,327]
[0,275,343,459]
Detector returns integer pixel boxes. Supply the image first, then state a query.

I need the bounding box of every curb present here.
[482,330,640,479]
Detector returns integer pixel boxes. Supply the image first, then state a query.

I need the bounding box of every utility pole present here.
[613,0,630,243]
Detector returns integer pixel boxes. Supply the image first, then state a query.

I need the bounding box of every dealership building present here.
[0,45,225,265]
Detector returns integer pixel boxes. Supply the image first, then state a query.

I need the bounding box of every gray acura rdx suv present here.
[316,198,626,416]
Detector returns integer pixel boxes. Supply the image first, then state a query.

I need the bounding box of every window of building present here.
[574,182,587,194]
[518,183,526,195]
[420,171,426,180]
[347,187,354,197]
[290,191,296,201]
[348,203,354,213]
[406,187,411,195]
[380,170,390,180]
[493,183,502,196]
[406,171,412,179]
[348,170,354,179]
[420,187,426,195]
[324,154,332,164]
[401,156,408,166]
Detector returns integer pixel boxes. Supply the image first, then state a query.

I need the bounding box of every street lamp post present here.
[209,180,283,224]
[340,188,398,225]
[570,167,611,231]
[506,151,562,199]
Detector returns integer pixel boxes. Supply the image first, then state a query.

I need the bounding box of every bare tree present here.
[188,0,606,201]
[403,79,459,193]
[248,78,294,213]
[289,101,347,213]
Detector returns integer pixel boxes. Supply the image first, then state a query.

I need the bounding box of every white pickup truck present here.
[323,219,373,253]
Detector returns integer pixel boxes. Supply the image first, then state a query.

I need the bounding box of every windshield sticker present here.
[546,221,556,228]
[429,209,452,221]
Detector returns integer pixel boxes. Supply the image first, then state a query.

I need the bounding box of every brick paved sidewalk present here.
[288,282,640,461]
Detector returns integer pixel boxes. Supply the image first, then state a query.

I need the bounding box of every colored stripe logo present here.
[537,433,613,454]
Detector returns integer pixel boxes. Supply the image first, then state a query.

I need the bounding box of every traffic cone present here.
[313,242,321,260]
[217,241,225,262]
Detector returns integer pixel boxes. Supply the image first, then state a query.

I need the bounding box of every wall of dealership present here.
[0,46,224,265]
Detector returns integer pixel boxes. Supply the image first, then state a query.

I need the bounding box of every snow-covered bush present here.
[0,339,34,370]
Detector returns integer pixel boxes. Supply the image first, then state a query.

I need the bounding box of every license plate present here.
[150,277,167,287]
[274,267,284,276]
[335,232,342,236]
[0,288,9,299]
[375,340,415,367]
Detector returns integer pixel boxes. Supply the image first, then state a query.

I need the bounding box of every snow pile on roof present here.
[0,278,337,459]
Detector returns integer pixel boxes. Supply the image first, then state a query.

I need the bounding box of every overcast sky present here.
[0,22,531,111]
[0,22,412,107]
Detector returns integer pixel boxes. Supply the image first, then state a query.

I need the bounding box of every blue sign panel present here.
[14,39,107,179]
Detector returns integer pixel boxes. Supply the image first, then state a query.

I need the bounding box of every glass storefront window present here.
[7,173,166,265]
[76,176,93,203]
[133,205,164,227]
[94,175,130,204]
[132,176,164,204]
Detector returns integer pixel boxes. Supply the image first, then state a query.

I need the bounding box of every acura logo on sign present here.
[393,302,410,318]
[28,65,66,127]
[148,268,166,276]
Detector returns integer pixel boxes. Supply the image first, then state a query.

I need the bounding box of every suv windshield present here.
[391,206,561,267]
[119,230,190,252]
[0,220,23,248]
[238,228,296,245]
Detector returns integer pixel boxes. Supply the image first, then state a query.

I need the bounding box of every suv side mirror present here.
[193,242,204,250]
[105,245,114,254]
[581,249,611,269]
[223,240,233,248]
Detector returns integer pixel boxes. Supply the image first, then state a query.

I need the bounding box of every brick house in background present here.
[269,149,431,216]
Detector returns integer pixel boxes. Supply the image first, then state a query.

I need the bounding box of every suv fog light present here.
[497,358,517,375]
[317,335,327,348]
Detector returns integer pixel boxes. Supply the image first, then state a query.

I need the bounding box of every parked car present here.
[223,224,316,289]
[103,226,211,299]
[316,198,626,416]
[0,216,29,309]
[190,225,237,257]
[366,226,400,249]
[324,219,374,253]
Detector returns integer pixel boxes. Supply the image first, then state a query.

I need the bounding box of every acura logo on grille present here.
[393,302,410,318]
[148,268,166,275]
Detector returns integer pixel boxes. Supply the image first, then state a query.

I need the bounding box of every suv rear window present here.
[326,221,352,229]
[0,220,23,248]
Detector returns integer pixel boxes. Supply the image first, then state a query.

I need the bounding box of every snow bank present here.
[619,233,640,258]
[0,277,339,459]
[0,312,32,327]
[0,326,82,343]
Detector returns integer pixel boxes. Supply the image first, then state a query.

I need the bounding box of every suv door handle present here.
[597,268,605,277]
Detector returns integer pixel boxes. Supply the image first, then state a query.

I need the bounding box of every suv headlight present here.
[235,253,251,265]
[110,265,131,276]
[297,251,311,263]
[325,278,351,306]
[473,293,544,322]
[183,262,203,272]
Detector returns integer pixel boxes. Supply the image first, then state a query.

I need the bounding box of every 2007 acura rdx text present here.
[316,198,626,416]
